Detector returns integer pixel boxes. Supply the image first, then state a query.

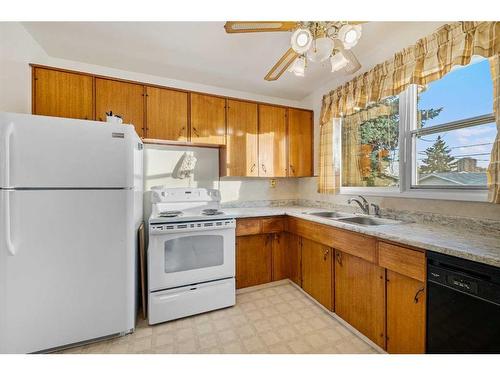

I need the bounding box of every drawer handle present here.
[336,252,342,266]
[414,287,425,304]
[323,248,330,261]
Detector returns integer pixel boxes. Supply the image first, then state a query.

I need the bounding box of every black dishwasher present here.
[427,252,500,353]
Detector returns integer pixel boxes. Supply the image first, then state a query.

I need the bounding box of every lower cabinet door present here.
[272,233,287,281]
[335,250,386,348]
[286,233,302,286]
[301,238,333,310]
[386,270,426,353]
[236,234,272,289]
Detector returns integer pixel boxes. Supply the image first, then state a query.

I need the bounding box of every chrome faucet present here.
[347,195,370,215]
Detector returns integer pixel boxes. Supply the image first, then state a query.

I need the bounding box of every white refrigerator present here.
[0,112,143,353]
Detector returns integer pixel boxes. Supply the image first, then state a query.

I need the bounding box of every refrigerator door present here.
[0,112,138,189]
[0,189,135,353]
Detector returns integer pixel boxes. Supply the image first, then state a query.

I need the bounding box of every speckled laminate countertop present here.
[223,206,500,268]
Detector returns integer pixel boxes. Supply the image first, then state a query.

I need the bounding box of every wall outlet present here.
[270,179,277,188]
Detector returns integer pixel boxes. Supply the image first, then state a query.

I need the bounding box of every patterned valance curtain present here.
[317,21,500,201]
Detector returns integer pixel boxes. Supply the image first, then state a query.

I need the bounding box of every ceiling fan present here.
[224,21,364,81]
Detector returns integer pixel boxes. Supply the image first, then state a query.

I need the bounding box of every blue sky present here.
[416,58,496,168]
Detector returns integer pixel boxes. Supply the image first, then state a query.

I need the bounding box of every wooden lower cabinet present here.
[301,238,333,310]
[286,233,302,286]
[236,234,272,289]
[386,270,426,353]
[272,233,287,282]
[335,250,386,348]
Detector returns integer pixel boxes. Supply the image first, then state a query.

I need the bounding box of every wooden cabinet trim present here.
[286,217,377,263]
[378,242,426,282]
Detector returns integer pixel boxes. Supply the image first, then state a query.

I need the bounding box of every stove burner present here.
[158,210,183,218]
[202,209,224,216]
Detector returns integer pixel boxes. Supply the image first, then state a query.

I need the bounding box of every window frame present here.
[339,84,492,202]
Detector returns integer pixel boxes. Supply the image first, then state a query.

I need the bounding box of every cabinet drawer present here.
[378,242,426,282]
[236,218,262,236]
[332,229,377,263]
[262,217,285,233]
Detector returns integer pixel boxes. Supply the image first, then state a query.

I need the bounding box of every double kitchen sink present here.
[303,211,402,226]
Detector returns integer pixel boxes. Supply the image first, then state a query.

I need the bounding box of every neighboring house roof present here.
[419,172,487,186]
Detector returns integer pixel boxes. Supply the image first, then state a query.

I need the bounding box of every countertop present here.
[223,206,500,268]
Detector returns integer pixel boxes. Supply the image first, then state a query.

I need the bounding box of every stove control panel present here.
[150,219,235,234]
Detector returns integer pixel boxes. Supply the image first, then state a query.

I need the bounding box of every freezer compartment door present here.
[0,112,140,188]
[0,189,135,353]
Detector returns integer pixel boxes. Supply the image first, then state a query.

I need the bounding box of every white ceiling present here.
[22,21,445,101]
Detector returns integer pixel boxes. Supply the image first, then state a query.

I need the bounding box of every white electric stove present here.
[147,187,236,325]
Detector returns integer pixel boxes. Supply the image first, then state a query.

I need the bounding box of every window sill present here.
[339,187,488,202]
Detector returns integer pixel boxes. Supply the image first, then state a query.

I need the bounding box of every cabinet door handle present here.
[250,163,256,173]
[192,127,199,137]
[261,164,267,174]
[178,126,186,138]
[290,165,295,175]
[323,248,330,261]
[336,251,342,265]
[414,287,425,304]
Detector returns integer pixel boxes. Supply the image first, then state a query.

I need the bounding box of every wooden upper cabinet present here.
[335,250,386,348]
[258,104,287,177]
[301,238,333,310]
[95,78,145,137]
[146,86,188,141]
[288,108,313,177]
[386,270,426,354]
[190,93,226,145]
[224,99,258,176]
[33,67,93,120]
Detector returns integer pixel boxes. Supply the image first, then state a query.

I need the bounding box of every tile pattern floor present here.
[60,282,378,354]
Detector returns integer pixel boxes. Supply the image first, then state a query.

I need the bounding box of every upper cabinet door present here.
[33,68,94,120]
[288,108,313,177]
[224,99,258,176]
[190,93,226,145]
[146,86,188,141]
[258,104,287,177]
[95,78,145,137]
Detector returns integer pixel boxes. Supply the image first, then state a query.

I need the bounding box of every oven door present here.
[148,221,235,291]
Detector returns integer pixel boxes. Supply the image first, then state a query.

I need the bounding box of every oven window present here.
[164,235,224,273]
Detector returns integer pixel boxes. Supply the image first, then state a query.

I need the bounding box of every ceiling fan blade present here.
[264,48,299,81]
[224,21,298,33]
[342,49,362,74]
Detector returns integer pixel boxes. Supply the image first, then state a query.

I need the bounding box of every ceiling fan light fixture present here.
[306,37,334,63]
[291,28,312,54]
[338,24,362,49]
[330,52,349,72]
[288,56,306,77]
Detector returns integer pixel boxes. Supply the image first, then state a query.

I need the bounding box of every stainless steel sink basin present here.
[307,211,351,219]
[336,216,401,226]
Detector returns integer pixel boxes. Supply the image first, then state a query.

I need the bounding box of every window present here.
[410,57,495,188]
[341,97,400,188]
[340,57,495,199]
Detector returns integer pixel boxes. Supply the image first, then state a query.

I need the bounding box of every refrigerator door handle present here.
[4,191,16,256]
[4,122,14,187]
